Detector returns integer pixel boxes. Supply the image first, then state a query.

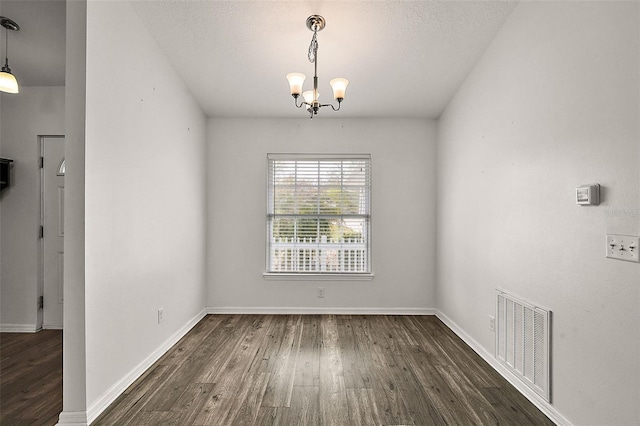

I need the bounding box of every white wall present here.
[83,0,207,414]
[207,118,437,312]
[0,87,65,331]
[437,2,639,425]
[59,0,88,422]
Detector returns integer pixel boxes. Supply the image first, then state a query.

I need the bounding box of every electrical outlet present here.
[606,234,640,263]
[158,308,164,324]
[489,316,495,332]
[317,287,325,298]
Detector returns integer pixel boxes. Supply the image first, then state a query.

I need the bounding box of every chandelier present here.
[286,15,349,119]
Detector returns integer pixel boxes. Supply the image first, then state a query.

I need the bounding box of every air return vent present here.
[496,289,551,402]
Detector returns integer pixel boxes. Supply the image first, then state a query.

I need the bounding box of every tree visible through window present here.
[267,154,371,274]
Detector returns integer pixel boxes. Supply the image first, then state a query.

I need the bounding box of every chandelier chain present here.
[308,32,318,64]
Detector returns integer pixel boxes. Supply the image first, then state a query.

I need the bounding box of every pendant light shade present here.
[0,17,20,94]
[329,78,349,101]
[286,73,306,97]
[302,90,316,104]
[0,68,18,93]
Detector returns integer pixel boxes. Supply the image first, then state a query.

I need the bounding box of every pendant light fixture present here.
[286,15,349,119]
[0,16,20,94]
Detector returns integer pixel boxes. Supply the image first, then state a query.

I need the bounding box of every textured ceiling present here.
[131,1,517,119]
[1,1,517,119]
[0,0,66,87]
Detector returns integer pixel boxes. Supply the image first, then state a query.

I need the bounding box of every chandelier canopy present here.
[286,15,349,119]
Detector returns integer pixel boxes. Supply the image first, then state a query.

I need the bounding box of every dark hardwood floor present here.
[0,329,63,426]
[95,315,554,425]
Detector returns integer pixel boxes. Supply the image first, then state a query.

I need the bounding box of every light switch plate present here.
[606,234,640,263]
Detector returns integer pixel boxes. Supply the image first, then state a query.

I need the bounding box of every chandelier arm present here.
[319,101,342,112]
[295,96,316,110]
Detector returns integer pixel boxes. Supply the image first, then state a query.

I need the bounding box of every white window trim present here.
[265,153,372,277]
[263,272,374,281]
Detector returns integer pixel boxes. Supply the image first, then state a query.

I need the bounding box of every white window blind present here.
[267,154,371,274]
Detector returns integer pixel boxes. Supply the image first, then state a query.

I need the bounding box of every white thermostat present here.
[576,184,600,205]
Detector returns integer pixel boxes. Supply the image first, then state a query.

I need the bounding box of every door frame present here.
[38,135,65,331]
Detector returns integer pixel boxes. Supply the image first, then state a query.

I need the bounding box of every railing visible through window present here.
[267,154,371,274]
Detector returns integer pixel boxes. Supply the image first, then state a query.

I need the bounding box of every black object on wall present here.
[0,158,14,191]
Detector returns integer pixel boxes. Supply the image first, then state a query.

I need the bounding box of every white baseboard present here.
[85,308,208,424]
[56,410,88,426]
[435,310,573,426]
[206,307,436,315]
[0,323,38,333]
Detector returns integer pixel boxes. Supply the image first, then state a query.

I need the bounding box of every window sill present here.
[263,272,374,281]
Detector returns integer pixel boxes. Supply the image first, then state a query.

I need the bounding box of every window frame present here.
[264,153,373,281]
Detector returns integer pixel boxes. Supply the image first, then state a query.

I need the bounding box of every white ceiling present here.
[1,1,518,119]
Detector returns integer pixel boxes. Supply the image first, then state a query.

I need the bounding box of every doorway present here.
[39,136,65,330]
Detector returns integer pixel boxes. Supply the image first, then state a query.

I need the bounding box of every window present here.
[266,154,371,276]
[57,158,65,176]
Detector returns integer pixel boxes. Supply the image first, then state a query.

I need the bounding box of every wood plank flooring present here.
[95,315,554,425]
[0,329,63,426]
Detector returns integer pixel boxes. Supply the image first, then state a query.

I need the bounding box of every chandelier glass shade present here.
[0,17,19,94]
[286,15,348,118]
